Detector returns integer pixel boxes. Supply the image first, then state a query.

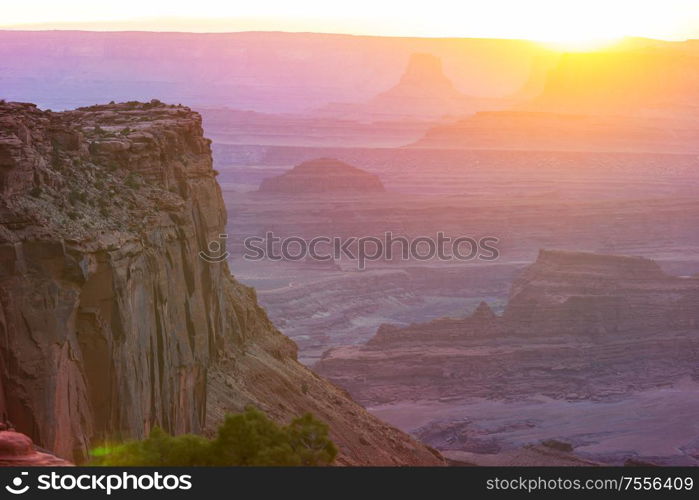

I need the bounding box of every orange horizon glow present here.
[2,1,699,51]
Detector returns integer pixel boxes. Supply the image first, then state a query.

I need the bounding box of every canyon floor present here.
[370,378,699,465]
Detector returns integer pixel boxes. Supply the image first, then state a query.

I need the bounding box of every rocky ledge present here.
[0,101,442,465]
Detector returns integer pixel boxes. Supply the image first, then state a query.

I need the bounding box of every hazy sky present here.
[3,0,699,45]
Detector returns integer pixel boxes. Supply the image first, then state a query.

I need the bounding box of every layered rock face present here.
[505,250,699,336]
[258,158,384,194]
[0,101,442,465]
[367,301,501,347]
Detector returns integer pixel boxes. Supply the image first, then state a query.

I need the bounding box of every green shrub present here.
[90,407,337,466]
[285,412,337,466]
[91,427,211,466]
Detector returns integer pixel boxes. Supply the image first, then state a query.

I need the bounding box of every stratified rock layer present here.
[0,101,442,465]
[409,111,699,153]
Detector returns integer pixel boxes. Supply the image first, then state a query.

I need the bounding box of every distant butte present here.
[258,158,385,194]
[317,53,483,120]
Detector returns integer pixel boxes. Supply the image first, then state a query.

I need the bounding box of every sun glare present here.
[1,0,698,46]
[519,1,644,51]
[541,38,623,52]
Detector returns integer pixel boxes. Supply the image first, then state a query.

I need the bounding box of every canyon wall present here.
[0,101,442,465]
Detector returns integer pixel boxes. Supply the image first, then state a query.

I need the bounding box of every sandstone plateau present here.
[0,100,443,465]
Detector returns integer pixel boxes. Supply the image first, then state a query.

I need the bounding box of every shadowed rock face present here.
[0,101,442,465]
[367,301,501,347]
[505,250,699,336]
[258,158,384,194]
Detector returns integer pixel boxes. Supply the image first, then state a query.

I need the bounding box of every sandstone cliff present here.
[0,101,442,465]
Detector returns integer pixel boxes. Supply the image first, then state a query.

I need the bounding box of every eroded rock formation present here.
[0,101,442,465]
[317,53,485,120]
[505,250,699,336]
[258,158,384,194]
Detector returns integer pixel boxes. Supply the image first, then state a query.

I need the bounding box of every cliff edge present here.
[0,100,442,465]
